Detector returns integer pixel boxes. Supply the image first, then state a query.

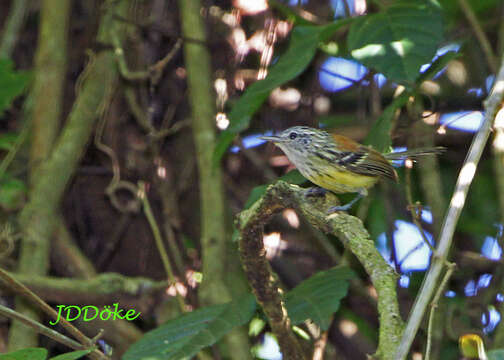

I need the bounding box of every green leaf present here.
[0,177,27,210]
[364,91,410,152]
[0,59,30,116]
[0,348,47,360]
[348,0,443,82]
[489,349,504,360]
[122,294,257,360]
[213,20,351,165]
[49,349,93,360]
[0,132,18,151]
[285,266,355,330]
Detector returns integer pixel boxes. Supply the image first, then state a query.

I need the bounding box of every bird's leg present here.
[327,188,368,213]
[304,187,328,197]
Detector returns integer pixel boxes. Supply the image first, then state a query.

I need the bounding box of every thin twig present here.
[405,166,436,253]
[0,268,108,359]
[138,181,186,312]
[395,56,504,360]
[0,0,30,57]
[0,304,84,351]
[424,263,456,360]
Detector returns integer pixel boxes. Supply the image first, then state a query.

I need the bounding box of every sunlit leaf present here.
[0,348,47,360]
[214,20,351,165]
[286,266,355,330]
[348,0,443,82]
[122,294,256,360]
[49,349,93,360]
[459,334,487,359]
[0,59,30,116]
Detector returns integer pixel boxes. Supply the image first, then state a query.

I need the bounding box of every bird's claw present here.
[304,187,327,197]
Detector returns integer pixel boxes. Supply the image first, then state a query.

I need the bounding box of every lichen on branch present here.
[237,181,404,359]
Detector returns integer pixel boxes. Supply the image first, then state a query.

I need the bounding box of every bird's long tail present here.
[384,147,446,160]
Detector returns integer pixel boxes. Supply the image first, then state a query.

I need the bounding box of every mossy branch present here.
[237,181,404,360]
[5,272,166,305]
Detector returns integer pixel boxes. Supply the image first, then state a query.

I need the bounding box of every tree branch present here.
[238,181,404,359]
[395,56,504,360]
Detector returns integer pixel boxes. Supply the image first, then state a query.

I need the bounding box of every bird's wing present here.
[330,134,398,181]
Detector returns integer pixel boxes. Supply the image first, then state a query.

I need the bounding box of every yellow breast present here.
[307,168,379,194]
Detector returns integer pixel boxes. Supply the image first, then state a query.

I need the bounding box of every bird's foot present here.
[327,191,365,214]
[304,187,328,198]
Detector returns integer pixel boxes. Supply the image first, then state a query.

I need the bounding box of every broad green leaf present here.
[0,177,27,210]
[214,20,351,165]
[285,266,355,330]
[489,349,504,360]
[0,132,18,151]
[122,294,256,360]
[0,348,47,360]
[364,91,410,152]
[49,349,93,360]
[348,0,443,82]
[0,59,30,116]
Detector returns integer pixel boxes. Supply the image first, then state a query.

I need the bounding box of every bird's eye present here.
[289,132,297,140]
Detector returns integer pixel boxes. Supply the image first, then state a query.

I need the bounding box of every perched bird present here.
[261,126,444,212]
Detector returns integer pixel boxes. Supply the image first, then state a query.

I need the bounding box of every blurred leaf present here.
[285,266,355,330]
[0,348,47,360]
[416,50,460,83]
[0,59,30,116]
[249,317,266,336]
[49,349,93,360]
[348,0,443,82]
[268,0,313,25]
[122,294,256,360]
[0,133,18,151]
[459,333,486,359]
[364,91,410,152]
[214,20,351,165]
[489,349,504,360]
[0,177,26,210]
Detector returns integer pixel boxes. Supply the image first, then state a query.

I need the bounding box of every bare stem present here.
[138,181,186,312]
[424,263,456,360]
[0,304,84,351]
[395,56,504,360]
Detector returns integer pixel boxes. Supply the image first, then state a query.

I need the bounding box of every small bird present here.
[261,126,444,212]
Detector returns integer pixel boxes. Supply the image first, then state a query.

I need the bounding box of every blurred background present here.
[0,0,504,359]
